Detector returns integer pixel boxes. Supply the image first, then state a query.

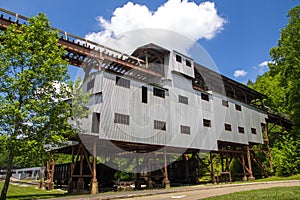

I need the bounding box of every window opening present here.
[180,125,190,134]
[92,112,100,133]
[115,113,130,125]
[154,120,166,131]
[153,87,165,98]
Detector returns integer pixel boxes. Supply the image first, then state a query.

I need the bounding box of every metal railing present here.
[0,7,146,66]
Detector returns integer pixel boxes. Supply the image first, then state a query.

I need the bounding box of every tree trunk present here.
[0,146,14,200]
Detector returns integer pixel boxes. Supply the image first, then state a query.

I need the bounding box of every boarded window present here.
[176,55,182,63]
[116,76,130,88]
[154,120,166,131]
[179,95,188,105]
[238,126,245,134]
[142,86,148,103]
[180,125,190,134]
[201,93,209,101]
[251,128,257,134]
[222,100,229,107]
[235,104,242,111]
[203,119,211,127]
[153,87,165,98]
[92,112,100,133]
[186,60,192,67]
[87,79,95,91]
[225,124,232,131]
[114,113,130,125]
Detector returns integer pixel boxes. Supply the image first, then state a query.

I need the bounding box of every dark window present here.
[176,55,182,63]
[116,76,130,88]
[153,87,165,98]
[186,60,192,67]
[225,124,232,131]
[203,119,211,127]
[114,113,130,125]
[251,128,257,134]
[87,79,95,91]
[179,95,188,105]
[142,86,148,103]
[154,120,166,131]
[235,104,242,111]
[222,100,229,107]
[92,112,100,133]
[94,92,102,104]
[238,127,245,134]
[201,93,209,101]
[180,125,190,134]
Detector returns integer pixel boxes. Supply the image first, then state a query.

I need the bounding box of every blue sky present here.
[1,0,298,83]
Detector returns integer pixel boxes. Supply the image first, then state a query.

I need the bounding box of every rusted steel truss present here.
[0,8,163,82]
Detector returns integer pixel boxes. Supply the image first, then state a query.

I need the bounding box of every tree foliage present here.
[252,6,300,176]
[0,13,86,199]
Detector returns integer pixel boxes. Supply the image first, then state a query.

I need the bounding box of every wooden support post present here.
[221,153,224,172]
[147,155,153,189]
[90,141,98,194]
[68,146,75,193]
[225,153,232,182]
[210,152,216,184]
[265,121,273,174]
[247,146,255,180]
[45,155,55,191]
[225,153,229,172]
[77,145,85,192]
[241,154,247,181]
[163,148,170,189]
[135,157,142,190]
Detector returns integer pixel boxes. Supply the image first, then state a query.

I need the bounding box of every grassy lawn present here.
[253,174,300,182]
[0,174,299,200]
[205,186,300,200]
[0,182,67,200]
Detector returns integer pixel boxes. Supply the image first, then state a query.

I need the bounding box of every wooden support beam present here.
[210,152,216,183]
[247,146,255,180]
[251,151,268,178]
[265,121,273,173]
[147,154,153,189]
[163,148,170,188]
[90,141,98,194]
[221,153,224,172]
[225,153,229,172]
[195,153,211,172]
[241,154,248,181]
[81,144,93,176]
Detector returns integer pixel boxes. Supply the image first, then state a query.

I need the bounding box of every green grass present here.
[230,174,300,185]
[0,182,66,200]
[205,186,300,200]
[253,174,300,182]
[0,174,299,199]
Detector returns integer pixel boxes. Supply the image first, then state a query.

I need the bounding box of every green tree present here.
[252,6,300,176]
[269,6,300,127]
[0,13,83,199]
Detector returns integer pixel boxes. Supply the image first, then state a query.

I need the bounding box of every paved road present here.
[117,180,300,200]
[50,180,300,200]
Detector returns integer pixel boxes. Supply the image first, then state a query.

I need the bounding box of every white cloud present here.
[258,61,270,68]
[85,0,226,54]
[234,69,247,78]
[255,60,272,74]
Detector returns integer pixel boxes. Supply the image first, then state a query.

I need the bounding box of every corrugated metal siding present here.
[79,60,266,151]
